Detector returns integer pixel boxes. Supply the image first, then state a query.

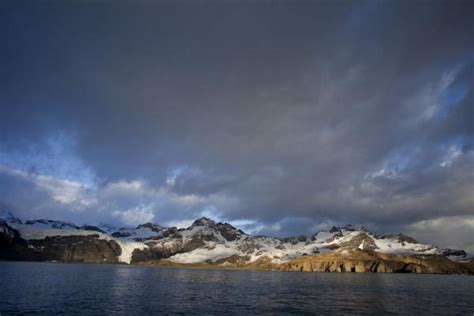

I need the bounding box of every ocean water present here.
[0,261,473,315]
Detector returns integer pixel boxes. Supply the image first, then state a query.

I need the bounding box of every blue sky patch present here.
[437,83,468,119]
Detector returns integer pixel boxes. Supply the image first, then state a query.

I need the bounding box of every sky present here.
[1,0,473,251]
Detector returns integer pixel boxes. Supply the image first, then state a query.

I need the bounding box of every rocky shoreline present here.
[2,252,473,275]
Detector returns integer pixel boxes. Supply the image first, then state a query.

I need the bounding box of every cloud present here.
[0,165,95,209]
[408,216,474,253]
[0,159,244,228]
[0,1,473,250]
[113,204,155,227]
[405,65,467,122]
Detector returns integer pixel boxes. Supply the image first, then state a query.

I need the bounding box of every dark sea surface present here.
[0,261,473,315]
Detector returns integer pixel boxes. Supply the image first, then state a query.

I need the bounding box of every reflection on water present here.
[0,261,473,315]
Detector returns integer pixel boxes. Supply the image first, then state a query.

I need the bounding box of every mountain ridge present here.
[1,209,472,274]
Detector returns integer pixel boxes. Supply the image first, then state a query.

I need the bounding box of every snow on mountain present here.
[9,223,102,240]
[310,226,442,255]
[441,249,473,262]
[168,244,239,264]
[372,234,438,254]
[6,222,147,264]
[97,224,120,234]
[159,221,470,265]
[114,239,147,263]
[110,223,167,241]
[79,225,108,234]
[24,219,79,230]
[2,213,150,264]
[1,211,470,265]
[151,218,324,264]
[311,230,337,242]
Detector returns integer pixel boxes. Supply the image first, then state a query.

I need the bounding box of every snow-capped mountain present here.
[0,210,472,273]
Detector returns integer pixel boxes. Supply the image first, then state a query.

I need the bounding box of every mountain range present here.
[1,209,473,274]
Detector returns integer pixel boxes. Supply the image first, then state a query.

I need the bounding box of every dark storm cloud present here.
[1,0,473,250]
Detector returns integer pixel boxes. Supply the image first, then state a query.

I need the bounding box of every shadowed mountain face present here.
[0,210,472,274]
[0,220,121,263]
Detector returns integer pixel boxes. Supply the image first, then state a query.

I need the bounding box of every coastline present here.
[2,256,473,275]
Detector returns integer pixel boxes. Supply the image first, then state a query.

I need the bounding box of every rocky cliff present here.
[280,249,474,274]
[1,220,122,264]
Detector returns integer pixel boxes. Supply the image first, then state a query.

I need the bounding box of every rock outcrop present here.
[0,220,121,264]
[27,235,122,264]
[280,249,474,274]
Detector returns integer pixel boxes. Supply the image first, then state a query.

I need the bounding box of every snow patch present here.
[168,244,237,264]
[114,239,147,264]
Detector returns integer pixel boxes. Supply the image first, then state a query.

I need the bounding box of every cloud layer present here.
[1,0,473,251]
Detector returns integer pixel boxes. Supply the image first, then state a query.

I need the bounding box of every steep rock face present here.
[442,249,467,257]
[280,250,474,274]
[0,211,149,264]
[190,217,245,241]
[381,233,418,244]
[329,224,355,233]
[28,235,122,264]
[0,220,30,260]
[0,220,122,264]
[281,235,308,244]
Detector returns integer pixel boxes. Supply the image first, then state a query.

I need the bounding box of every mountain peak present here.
[192,217,216,227]
[329,224,356,233]
[381,233,419,244]
[136,222,164,232]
